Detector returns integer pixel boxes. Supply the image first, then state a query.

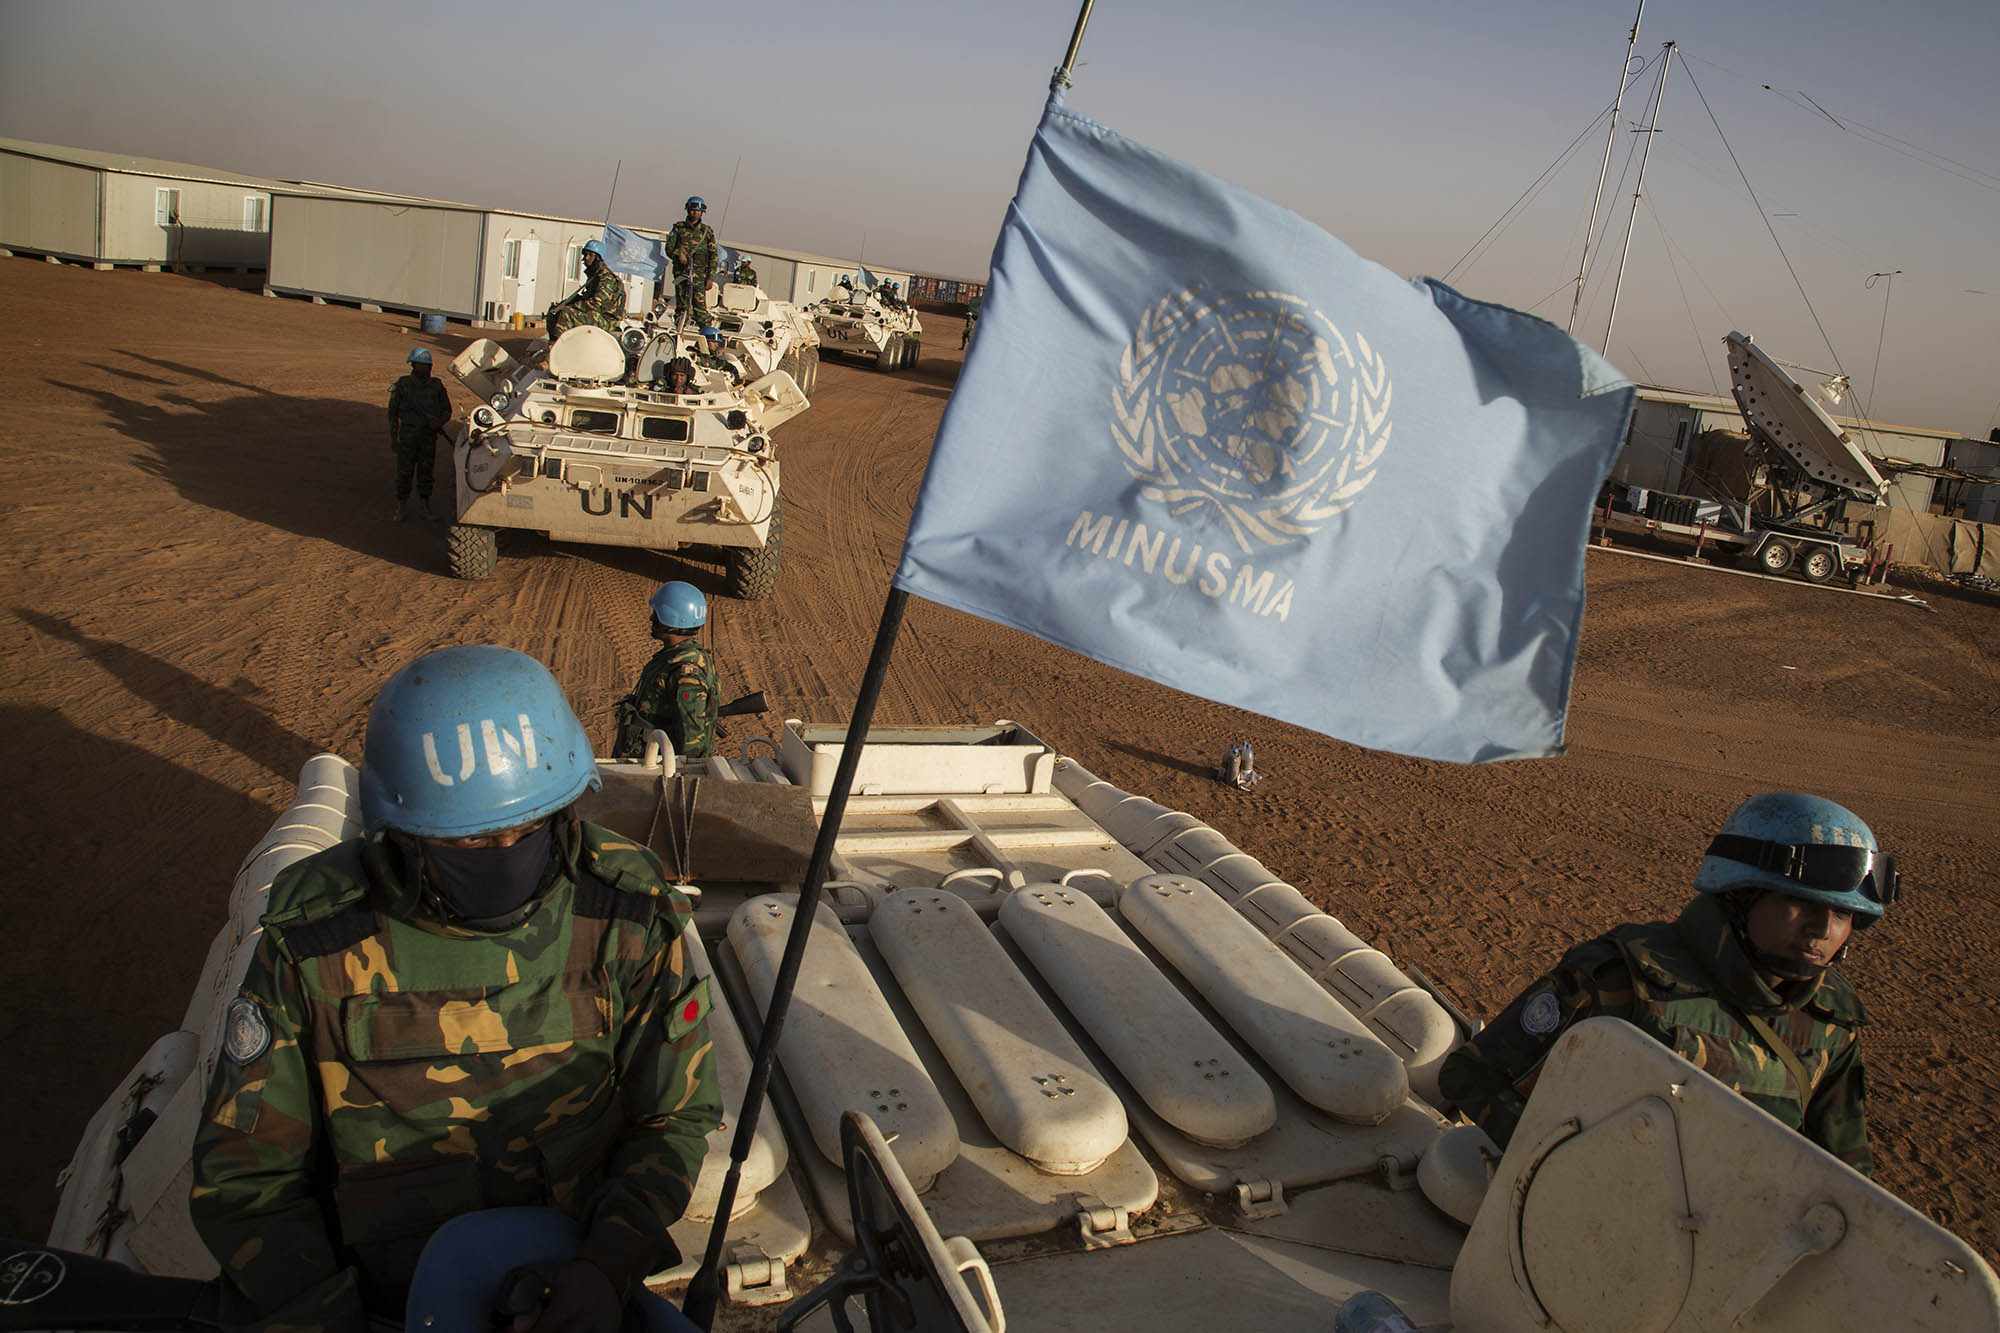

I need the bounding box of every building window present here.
[565,242,581,284]
[503,238,521,280]
[243,196,267,232]
[155,188,181,227]
[807,271,816,292]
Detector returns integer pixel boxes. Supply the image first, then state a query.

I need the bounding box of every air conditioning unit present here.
[481,300,514,324]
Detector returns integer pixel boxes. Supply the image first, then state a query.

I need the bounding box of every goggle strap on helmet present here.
[1704,833,1900,905]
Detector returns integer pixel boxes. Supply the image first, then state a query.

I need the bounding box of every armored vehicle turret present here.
[444,325,805,600]
[812,280,923,371]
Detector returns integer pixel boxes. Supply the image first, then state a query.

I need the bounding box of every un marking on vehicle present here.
[580,489,657,520]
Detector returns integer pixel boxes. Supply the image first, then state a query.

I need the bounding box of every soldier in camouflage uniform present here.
[691,327,741,384]
[614,582,720,761]
[666,197,718,330]
[732,256,757,287]
[545,239,627,344]
[1439,791,1897,1177]
[191,645,721,1333]
[386,348,451,522]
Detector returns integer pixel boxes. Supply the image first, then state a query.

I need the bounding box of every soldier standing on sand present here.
[385,348,451,522]
[614,582,721,761]
[666,197,718,330]
[1439,790,1893,1177]
[190,645,721,1333]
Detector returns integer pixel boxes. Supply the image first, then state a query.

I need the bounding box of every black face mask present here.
[424,824,555,925]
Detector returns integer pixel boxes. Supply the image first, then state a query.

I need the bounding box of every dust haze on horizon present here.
[5,0,1996,437]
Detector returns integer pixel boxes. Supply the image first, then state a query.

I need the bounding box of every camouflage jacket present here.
[386,373,451,448]
[1436,893,1871,1175]
[666,220,717,279]
[190,820,722,1333]
[733,262,757,286]
[555,264,627,325]
[615,639,718,760]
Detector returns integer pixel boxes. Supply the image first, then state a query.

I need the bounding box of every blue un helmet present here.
[408,347,432,365]
[1694,791,1898,928]
[684,195,706,211]
[649,580,707,632]
[581,238,608,261]
[359,646,601,839]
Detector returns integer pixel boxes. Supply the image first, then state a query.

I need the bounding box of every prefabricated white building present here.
[0,137,275,270]
[266,187,662,327]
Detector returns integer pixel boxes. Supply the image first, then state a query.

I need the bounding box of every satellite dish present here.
[547,325,627,383]
[1724,331,1886,499]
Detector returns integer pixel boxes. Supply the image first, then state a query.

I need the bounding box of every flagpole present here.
[679,587,909,1327]
[1053,0,1096,87]
[602,159,622,226]
[683,6,1097,1322]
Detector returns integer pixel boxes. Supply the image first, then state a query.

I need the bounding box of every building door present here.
[513,239,541,319]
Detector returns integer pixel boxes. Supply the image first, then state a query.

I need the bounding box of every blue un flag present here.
[854,263,879,291]
[602,223,665,280]
[890,93,1635,763]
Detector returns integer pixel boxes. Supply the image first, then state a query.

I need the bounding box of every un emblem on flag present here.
[1113,288,1392,553]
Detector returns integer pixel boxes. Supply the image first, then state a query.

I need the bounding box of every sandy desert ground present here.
[2,259,1996,1268]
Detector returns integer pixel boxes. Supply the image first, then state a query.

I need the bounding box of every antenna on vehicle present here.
[716,155,742,230]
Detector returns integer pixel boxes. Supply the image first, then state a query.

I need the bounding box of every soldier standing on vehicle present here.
[615,582,720,761]
[386,347,451,522]
[733,256,758,287]
[1438,790,1893,1177]
[666,196,718,330]
[190,645,721,1333]
[545,239,626,343]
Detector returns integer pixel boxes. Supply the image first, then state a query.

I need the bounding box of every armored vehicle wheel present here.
[877,337,901,372]
[447,523,499,580]
[779,349,803,386]
[805,347,820,393]
[724,496,782,601]
[1757,538,1795,575]
[906,337,922,369]
[1799,546,1838,583]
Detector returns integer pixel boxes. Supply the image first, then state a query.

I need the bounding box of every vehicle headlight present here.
[471,405,500,430]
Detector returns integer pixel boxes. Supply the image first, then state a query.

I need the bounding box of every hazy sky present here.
[5,0,1995,436]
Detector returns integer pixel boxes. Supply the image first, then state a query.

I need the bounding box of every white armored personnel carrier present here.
[443,325,806,600]
[812,282,924,371]
[36,719,2000,1332]
[703,280,821,395]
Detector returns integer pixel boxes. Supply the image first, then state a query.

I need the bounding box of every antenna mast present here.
[1602,41,1675,358]
[1568,0,1645,334]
